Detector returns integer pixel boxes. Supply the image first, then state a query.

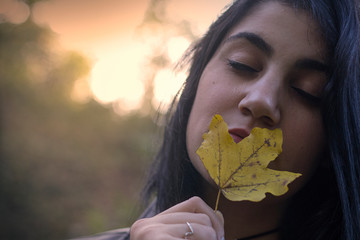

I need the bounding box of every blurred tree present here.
[0,9,159,240]
[23,0,44,7]
[136,0,197,114]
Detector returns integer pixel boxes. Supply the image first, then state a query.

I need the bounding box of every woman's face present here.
[186,1,327,196]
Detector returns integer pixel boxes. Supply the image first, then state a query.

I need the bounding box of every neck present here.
[204,183,288,240]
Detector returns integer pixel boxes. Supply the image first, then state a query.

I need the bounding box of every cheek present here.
[186,107,214,184]
[273,112,326,189]
[185,69,228,183]
[186,93,216,181]
[286,128,325,172]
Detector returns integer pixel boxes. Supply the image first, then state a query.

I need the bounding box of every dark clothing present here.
[71,228,131,240]
[71,201,157,240]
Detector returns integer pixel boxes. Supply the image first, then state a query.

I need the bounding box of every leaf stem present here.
[215,189,221,211]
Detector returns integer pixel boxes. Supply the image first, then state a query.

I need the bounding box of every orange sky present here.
[10,0,232,113]
[32,0,231,50]
[32,0,149,51]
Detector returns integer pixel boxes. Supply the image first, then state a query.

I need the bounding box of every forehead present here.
[222,1,326,60]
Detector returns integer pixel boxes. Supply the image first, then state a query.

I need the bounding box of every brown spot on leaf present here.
[282,180,288,186]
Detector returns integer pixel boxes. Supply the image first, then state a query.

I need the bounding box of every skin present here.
[131,1,327,240]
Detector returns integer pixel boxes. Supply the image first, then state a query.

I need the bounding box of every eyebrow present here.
[226,32,328,72]
[226,32,274,56]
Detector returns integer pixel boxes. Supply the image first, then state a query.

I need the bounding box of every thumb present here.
[215,210,225,240]
[215,210,224,226]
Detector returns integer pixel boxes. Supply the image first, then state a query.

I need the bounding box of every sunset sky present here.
[3,0,232,113]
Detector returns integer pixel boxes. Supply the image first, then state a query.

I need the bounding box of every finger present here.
[131,221,216,240]
[167,223,218,240]
[131,220,185,240]
[215,211,224,227]
[154,212,213,227]
[160,197,214,215]
[160,197,224,240]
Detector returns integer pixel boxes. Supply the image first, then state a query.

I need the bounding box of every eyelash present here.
[227,59,322,104]
[291,87,322,104]
[227,59,259,73]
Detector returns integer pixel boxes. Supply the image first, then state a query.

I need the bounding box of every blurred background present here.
[0,0,231,239]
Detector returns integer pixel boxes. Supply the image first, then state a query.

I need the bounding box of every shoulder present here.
[69,228,130,240]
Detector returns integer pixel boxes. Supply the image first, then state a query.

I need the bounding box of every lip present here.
[228,128,250,143]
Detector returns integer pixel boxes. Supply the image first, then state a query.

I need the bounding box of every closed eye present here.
[291,86,321,104]
[227,59,260,73]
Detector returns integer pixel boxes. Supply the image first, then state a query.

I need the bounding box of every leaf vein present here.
[221,141,268,189]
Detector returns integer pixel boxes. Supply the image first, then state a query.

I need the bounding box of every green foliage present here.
[22,0,45,7]
[0,18,160,240]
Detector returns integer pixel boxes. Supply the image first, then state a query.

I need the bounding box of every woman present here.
[76,0,360,239]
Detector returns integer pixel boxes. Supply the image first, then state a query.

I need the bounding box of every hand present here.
[130,196,225,240]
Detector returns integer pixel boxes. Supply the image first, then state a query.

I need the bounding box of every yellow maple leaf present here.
[196,114,301,209]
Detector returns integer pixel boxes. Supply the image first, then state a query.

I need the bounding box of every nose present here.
[238,76,281,127]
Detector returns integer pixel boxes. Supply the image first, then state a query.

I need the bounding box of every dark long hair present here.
[143,0,360,239]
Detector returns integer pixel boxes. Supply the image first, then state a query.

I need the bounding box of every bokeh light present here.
[31,0,232,114]
[89,42,146,107]
[0,0,30,24]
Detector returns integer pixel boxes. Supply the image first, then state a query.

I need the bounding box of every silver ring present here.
[184,222,194,238]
